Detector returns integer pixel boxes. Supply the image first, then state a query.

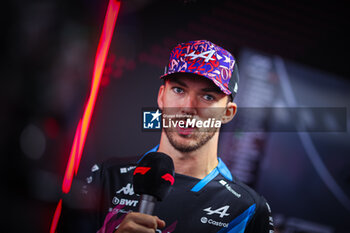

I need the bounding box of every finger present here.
[155,216,166,229]
[117,220,156,233]
[126,212,158,230]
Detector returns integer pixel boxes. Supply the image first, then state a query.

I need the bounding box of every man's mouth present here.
[164,116,199,135]
[176,125,196,135]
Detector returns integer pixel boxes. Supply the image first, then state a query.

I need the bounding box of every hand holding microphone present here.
[114,152,174,233]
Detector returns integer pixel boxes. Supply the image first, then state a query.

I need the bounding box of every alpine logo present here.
[203,205,230,218]
[117,183,134,195]
[185,50,216,62]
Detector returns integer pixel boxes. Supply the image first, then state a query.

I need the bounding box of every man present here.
[59,40,274,233]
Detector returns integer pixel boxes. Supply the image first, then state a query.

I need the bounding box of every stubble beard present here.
[164,127,216,153]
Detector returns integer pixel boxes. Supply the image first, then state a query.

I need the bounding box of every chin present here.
[165,129,215,153]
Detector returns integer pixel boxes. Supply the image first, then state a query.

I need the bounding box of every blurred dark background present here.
[3,0,350,232]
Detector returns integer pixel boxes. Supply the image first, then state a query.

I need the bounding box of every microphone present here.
[133,152,175,215]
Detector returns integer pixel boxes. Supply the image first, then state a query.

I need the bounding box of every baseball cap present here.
[161,40,239,100]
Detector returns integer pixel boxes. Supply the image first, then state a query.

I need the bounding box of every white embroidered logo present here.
[91,164,99,172]
[203,205,230,218]
[117,183,134,195]
[219,180,241,198]
[185,50,216,62]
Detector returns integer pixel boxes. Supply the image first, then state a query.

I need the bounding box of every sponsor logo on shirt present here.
[200,217,228,228]
[108,207,132,214]
[91,164,99,172]
[201,206,230,228]
[112,197,138,207]
[266,202,271,213]
[219,180,241,198]
[117,183,135,195]
[86,176,93,184]
[120,166,136,174]
[203,205,230,218]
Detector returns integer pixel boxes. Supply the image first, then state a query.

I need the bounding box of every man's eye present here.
[173,87,184,94]
[203,94,214,101]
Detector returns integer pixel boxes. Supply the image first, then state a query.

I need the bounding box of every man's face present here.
[157,73,236,153]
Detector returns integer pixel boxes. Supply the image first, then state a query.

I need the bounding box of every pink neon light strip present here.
[50,1,120,232]
[62,0,120,194]
[49,199,62,233]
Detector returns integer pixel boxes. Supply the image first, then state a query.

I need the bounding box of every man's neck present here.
[157,132,219,179]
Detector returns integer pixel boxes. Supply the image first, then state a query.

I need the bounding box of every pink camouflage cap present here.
[161,40,239,99]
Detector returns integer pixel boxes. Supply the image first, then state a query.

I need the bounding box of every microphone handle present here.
[138,194,156,215]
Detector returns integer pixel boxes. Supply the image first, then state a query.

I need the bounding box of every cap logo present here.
[185,50,216,62]
[161,40,239,98]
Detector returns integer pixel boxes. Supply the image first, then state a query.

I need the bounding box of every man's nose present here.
[180,94,197,115]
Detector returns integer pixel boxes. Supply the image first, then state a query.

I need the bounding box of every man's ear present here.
[221,101,237,124]
[157,84,165,110]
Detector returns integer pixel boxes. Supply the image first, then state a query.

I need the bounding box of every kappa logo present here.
[203,205,230,218]
[185,50,216,62]
[117,183,134,195]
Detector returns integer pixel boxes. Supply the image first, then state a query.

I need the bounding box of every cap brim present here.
[160,71,232,95]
